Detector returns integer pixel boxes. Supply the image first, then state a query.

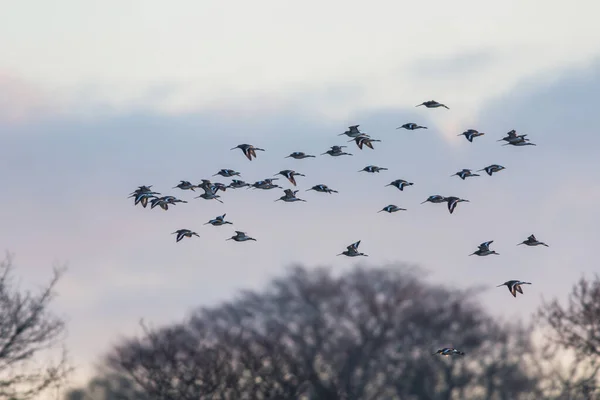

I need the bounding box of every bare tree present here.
[536,274,600,399]
[102,264,541,399]
[0,253,70,399]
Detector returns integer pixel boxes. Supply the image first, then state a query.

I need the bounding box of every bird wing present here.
[348,240,361,251]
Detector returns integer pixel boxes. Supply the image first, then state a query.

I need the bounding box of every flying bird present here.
[359,165,388,173]
[195,192,224,203]
[433,348,465,356]
[451,169,480,180]
[469,241,499,256]
[172,181,196,191]
[502,138,537,147]
[306,184,338,194]
[518,234,549,247]
[378,204,406,213]
[386,179,414,191]
[172,229,199,243]
[397,123,427,130]
[337,240,368,257]
[275,189,306,203]
[322,145,353,157]
[446,196,469,214]
[498,129,529,143]
[285,152,316,159]
[339,125,366,138]
[416,100,449,109]
[204,214,232,226]
[348,134,381,150]
[150,196,187,211]
[213,169,241,178]
[458,129,485,143]
[421,195,446,204]
[250,179,281,190]
[227,231,256,242]
[228,180,251,189]
[478,164,505,176]
[497,280,532,298]
[231,144,265,161]
[129,186,160,208]
[275,170,305,186]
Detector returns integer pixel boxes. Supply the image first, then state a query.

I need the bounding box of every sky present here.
[1,0,600,392]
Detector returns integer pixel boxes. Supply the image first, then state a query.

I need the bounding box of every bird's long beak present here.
[497,139,504,142]
[230,147,236,150]
[420,200,428,204]
[320,152,327,155]
[496,284,505,287]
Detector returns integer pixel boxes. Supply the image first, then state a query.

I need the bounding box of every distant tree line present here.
[61,264,600,400]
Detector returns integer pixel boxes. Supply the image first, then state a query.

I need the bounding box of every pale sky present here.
[1,0,600,392]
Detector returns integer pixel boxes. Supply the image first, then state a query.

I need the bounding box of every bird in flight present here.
[478,164,505,176]
[348,134,381,150]
[204,214,232,226]
[172,229,199,243]
[275,189,307,203]
[285,152,316,159]
[451,169,480,180]
[226,231,257,242]
[386,179,414,191]
[378,204,407,213]
[306,184,338,194]
[458,129,485,143]
[359,165,388,173]
[213,169,241,178]
[433,348,465,356]
[416,100,449,109]
[421,195,446,204]
[275,170,305,186]
[470,241,499,256]
[518,234,549,247]
[446,196,469,214]
[231,144,265,161]
[497,280,532,298]
[339,125,366,138]
[397,123,427,130]
[337,240,368,257]
[322,145,353,157]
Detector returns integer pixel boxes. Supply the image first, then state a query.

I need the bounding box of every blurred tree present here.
[63,371,150,400]
[89,265,542,399]
[0,253,70,399]
[536,274,600,399]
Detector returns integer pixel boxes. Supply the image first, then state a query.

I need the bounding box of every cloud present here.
[0,71,59,124]
[406,48,499,80]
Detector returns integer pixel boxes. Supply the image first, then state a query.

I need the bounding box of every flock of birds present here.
[128,99,547,358]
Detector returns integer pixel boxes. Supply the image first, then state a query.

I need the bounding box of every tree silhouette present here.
[0,254,70,399]
[98,264,541,399]
[536,274,600,398]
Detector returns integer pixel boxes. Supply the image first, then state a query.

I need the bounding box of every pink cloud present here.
[0,71,58,124]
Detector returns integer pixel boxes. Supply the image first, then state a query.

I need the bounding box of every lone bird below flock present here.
[478,164,505,176]
[275,189,306,203]
[397,123,427,130]
[306,184,338,194]
[231,144,265,161]
[322,145,352,157]
[518,234,549,247]
[337,240,368,257]
[172,229,199,243]
[360,165,388,173]
[458,129,485,143]
[433,348,465,356]
[446,196,469,214]
[275,170,305,186]
[470,241,499,256]
[451,169,479,180]
[416,100,449,109]
[227,231,256,242]
[386,179,414,191]
[378,204,406,213]
[497,280,532,298]
[285,152,315,159]
[204,214,232,226]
